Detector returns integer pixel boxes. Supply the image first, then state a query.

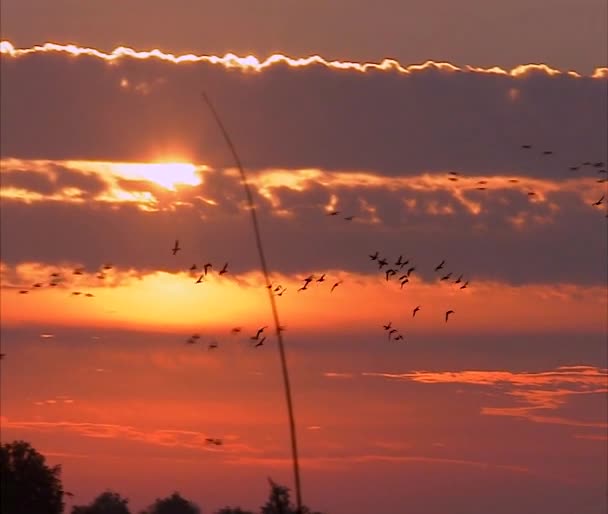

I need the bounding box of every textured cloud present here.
[1,160,607,285]
[1,44,606,176]
[362,366,608,429]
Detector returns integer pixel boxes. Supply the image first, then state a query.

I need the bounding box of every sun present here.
[110,162,200,190]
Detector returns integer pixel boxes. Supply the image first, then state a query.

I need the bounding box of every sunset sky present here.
[1,2,607,514]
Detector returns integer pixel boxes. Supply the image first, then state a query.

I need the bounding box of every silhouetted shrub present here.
[0,440,65,514]
[72,490,132,514]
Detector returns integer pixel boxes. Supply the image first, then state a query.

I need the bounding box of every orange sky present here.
[1,42,607,514]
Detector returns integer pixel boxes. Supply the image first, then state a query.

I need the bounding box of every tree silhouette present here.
[0,440,65,514]
[139,492,201,514]
[261,479,324,514]
[214,508,254,514]
[72,491,132,514]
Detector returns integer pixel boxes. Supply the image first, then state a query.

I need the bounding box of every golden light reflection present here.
[1,267,606,334]
[109,162,200,191]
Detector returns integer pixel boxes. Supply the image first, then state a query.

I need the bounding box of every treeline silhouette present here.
[1,441,325,514]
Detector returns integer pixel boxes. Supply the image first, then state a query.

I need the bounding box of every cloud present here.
[362,366,608,429]
[1,44,606,176]
[0,417,260,455]
[1,161,606,285]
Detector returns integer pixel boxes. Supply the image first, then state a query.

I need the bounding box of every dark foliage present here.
[71,491,132,514]
[0,440,65,514]
[139,492,201,514]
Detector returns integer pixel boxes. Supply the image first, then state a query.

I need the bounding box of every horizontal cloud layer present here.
[1,159,606,285]
[1,44,606,175]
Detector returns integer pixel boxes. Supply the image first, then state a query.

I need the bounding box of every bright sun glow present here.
[110,162,200,190]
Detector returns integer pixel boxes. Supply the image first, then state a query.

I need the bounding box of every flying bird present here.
[521,144,531,149]
[84,293,94,298]
[328,211,340,216]
[219,262,229,275]
[542,150,553,155]
[393,334,404,341]
[445,310,455,323]
[383,322,392,331]
[385,269,396,281]
[388,329,398,340]
[203,263,212,275]
[369,251,379,261]
[592,195,605,206]
[251,326,268,340]
[434,260,445,272]
[317,274,326,283]
[18,290,29,294]
[344,216,355,221]
[440,272,453,281]
[33,283,43,288]
[195,275,204,284]
[189,264,198,271]
[172,240,181,255]
[406,266,416,277]
[377,258,388,269]
[330,281,342,292]
[460,281,469,289]
[413,306,421,317]
[230,327,242,334]
[208,341,218,350]
[278,288,287,296]
[255,337,266,348]
[399,279,409,289]
[454,274,464,284]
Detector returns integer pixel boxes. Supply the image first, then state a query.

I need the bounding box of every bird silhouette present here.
[255,336,266,348]
[73,268,84,275]
[460,281,469,289]
[445,310,455,322]
[440,272,452,281]
[298,284,308,292]
[454,274,464,284]
[592,195,605,206]
[388,329,398,340]
[542,150,553,155]
[521,144,532,149]
[208,341,218,350]
[172,240,181,255]
[84,293,94,298]
[400,279,409,289]
[385,269,396,281]
[219,262,229,275]
[395,255,404,267]
[413,306,421,317]
[278,288,287,296]
[33,283,43,288]
[406,266,416,277]
[377,258,388,269]
[103,264,113,270]
[251,326,267,340]
[383,322,392,330]
[231,327,242,334]
[18,290,29,294]
[369,251,379,261]
[328,211,340,216]
[189,264,198,271]
[344,216,355,221]
[71,291,82,296]
[434,260,445,272]
[203,263,212,275]
[195,275,204,284]
[393,334,404,341]
[317,274,326,283]
[330,281,342,292]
